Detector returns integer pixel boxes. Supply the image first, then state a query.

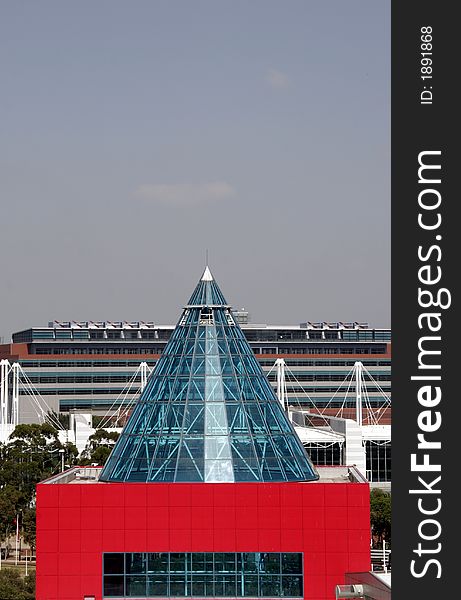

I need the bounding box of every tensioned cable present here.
[98,363,145,429]
[16,365,65,430]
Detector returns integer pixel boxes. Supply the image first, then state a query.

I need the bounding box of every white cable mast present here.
[275,358,287,412]
[0,359,10,436]
[354,361,363,427]
[11,362,20,428]
[140,361,148,392]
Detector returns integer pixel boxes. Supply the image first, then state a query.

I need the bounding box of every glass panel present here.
[183,404,204,434]
[205,376,224,402]
[192,358,205,375]
[170,575,188,596]
[281,554,302,574]
[175,456,204,482]
[104,553,124,575]
[149,457,177,482]
[126,553,148,574]
[128,459,149,480]
[241,553,258,573]
[148,553,169,573]
[189,378,205,401]
[214,574,236,597]
[231,436,257,459]
[243,575,259,597]
[204,458,234,482]
[148,575,168,596]
[180,438,204,459]
[179,358,193,375]
[205,405,228,435]
[191,553,213,573]
[205,436,232,459]
[126,575,147,597]
[155,436,180,459]
[163,405,185,434]
[170,553,187,572]
[205,553,215,573]
[220,359,234,376]
[222,377,240,400]
[282,576,303,597]
[260,575,281,597]
[261,553,281,574]
[103,576,124,597]
[262,404,285,433]
[232,458,260,482]
[191,575,214,597]
[214,553,236,573]
[226,404,247,434]
[247,404,267,434]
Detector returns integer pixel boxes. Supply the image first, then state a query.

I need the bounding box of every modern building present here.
[36,268,371,600]
[0,321,391,424]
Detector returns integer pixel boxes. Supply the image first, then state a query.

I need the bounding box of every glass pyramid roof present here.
[99,268,318,483]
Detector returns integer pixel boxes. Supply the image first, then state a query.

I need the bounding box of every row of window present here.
[20,386,391,397]
[26,376,141,384]
[23,374,390,385]
[20,361,156,368]
[26,330,172,341]
[17,328,390,342]
[103,553,303,598]
[303,443,343,466]
[18,361,392,372]
[19,358,390,369]
[244,331,390,342]
[266,347,388,355]
[291,399,390,408]
[32,347,163,355]
[20,389,139,396]
[256,359,391,367]
[266,374,390,382]
[281,386,392,393]
[58,398,390,411]
[30,345,388,356]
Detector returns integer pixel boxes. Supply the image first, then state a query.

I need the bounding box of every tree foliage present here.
[0,423,120,554]
[79,429,120,466]
[370,488,391,545]
[0,568,35,600]
[0,423,77,543]
[0,485,22,543]
[22,507,36,551]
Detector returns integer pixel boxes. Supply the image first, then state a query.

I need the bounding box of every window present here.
[303,442,343,466]
[90,331,105,339]
[103,552,303,598]
[365,440,391,482]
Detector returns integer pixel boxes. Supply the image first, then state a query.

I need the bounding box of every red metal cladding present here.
[36,482,370,600]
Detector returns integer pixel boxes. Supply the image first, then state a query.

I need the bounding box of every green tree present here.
[79,429,120,466]
[0,423,77,543]
[22,507,36,552]
[370,488,391,545]
[0,485,22,544]
[0,568,35,600]
[0,424,78,491]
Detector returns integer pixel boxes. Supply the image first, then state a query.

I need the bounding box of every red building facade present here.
[36,473,370,600]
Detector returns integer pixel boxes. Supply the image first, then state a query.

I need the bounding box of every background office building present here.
[0,320,391,423]
[1,310,391,484]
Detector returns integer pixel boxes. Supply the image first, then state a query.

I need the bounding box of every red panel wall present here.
[36,481,370,600]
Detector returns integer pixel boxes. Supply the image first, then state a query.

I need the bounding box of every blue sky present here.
[0,1,390,338]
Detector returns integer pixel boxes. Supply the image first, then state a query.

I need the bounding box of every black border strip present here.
[392,2,457,597]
